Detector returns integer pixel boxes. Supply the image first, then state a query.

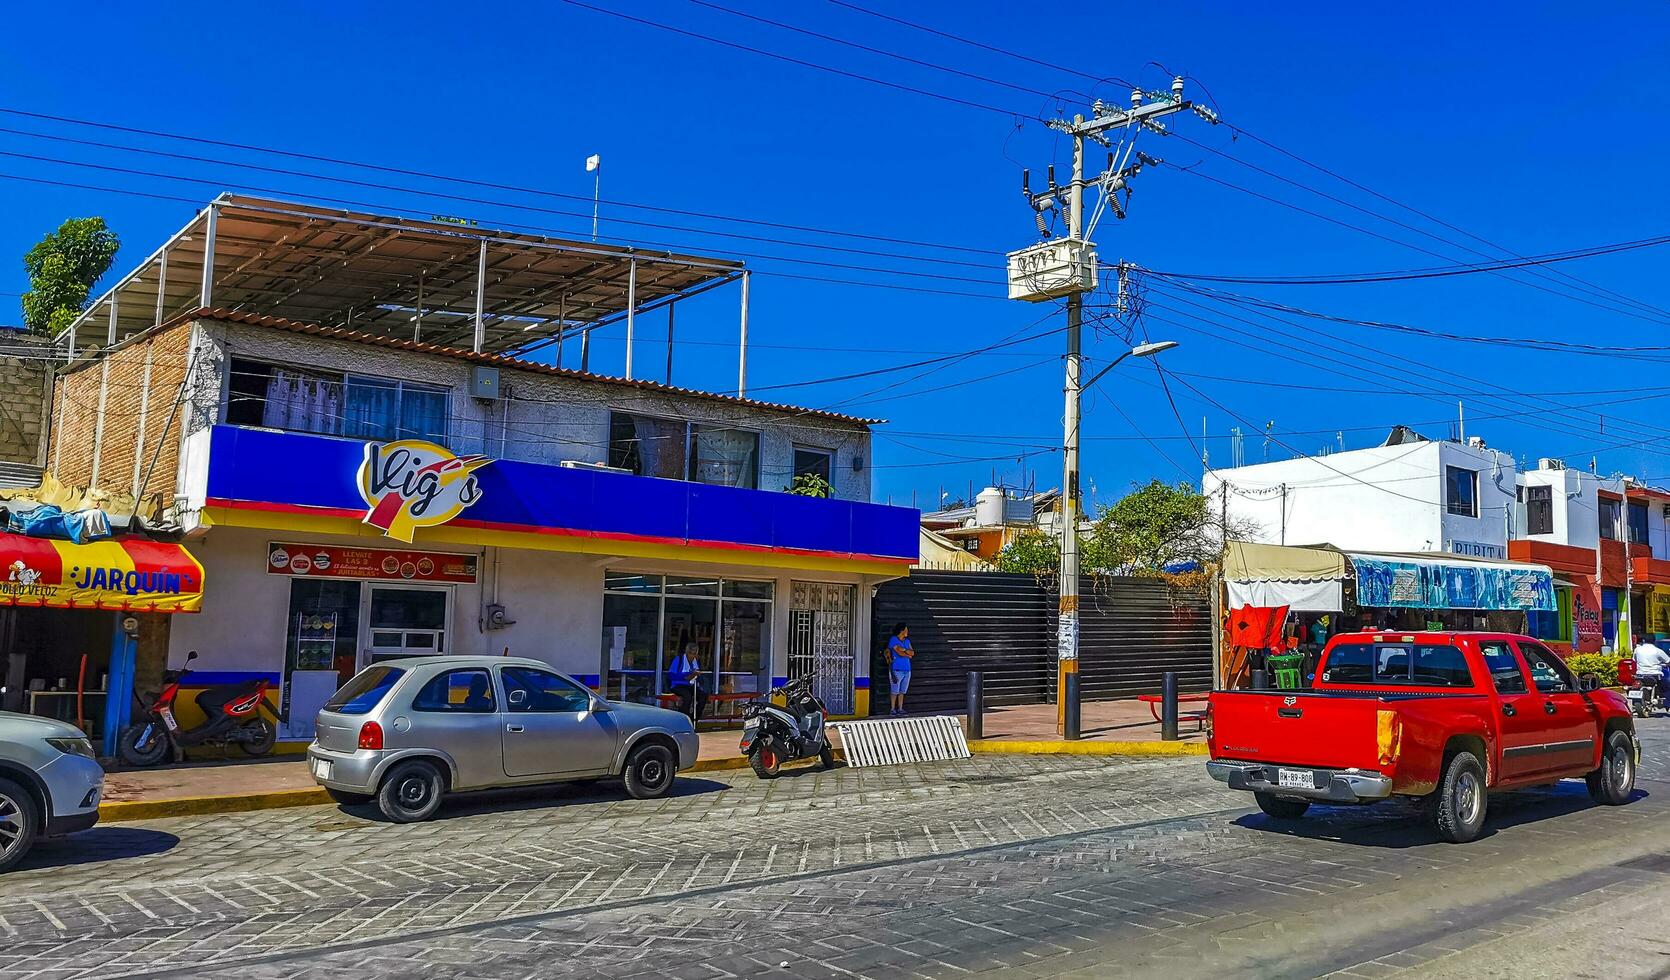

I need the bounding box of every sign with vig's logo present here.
[357,440,491,542]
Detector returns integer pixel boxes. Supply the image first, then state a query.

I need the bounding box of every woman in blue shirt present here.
[886,622,913,717]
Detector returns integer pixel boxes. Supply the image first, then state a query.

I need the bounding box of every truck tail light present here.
[1376,709,1402,767]
[357,721,384,750]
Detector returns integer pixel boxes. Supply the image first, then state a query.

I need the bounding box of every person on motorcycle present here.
[1633,634,1668,711]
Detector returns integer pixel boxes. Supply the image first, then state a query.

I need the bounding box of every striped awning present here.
[0,536,204,613]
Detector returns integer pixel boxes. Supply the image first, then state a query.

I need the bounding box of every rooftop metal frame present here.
[60,194,756,387]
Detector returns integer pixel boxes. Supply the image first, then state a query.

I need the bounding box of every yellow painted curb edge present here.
[970,739,1208,757]
[100,787,331,823]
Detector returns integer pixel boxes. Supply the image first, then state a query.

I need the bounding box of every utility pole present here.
[1007,77,1213,734]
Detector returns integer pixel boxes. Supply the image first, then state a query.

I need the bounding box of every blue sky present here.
[4,2,1669,509]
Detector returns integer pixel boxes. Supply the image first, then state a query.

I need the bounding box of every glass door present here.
[362,585,450,666]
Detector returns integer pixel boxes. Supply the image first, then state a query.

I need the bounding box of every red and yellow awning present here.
[0,536,204,613]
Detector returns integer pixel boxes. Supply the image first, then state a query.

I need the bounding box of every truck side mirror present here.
[1577,673,1600,693]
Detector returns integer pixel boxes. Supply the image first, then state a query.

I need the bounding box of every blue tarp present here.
[5,504,113,544]
[1350,553,1555,611]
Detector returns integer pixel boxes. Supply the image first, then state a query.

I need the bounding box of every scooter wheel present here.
[240,719,278,757]
[749,745,782,779]
[118,723,170,768]
[819,744,836,770]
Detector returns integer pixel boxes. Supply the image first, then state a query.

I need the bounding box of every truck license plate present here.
[1278,768,1312,790]
[312,759,333,780]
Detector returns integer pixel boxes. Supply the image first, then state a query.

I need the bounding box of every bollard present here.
[1161,670,1179,742]
[1064,672,1081,741]
[966,670,984,741]
[1251,668,1269,691]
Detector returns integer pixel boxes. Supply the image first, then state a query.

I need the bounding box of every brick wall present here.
[0,331,52,465]
[47,322,195,499]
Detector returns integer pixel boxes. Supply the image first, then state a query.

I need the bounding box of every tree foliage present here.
[21,217,120,336]
[1083,480,1226,575]
[786,473,833,498]
[993,527,1061,573]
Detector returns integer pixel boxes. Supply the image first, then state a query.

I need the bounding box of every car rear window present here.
[323,665,405,715]
[1321,642,1474,688]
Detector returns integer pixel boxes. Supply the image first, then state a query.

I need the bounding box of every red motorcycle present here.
[118,651,278,766]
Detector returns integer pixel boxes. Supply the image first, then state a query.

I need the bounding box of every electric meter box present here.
[1006,238,1097,302]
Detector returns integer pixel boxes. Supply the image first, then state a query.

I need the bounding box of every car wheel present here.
[325,788,373,807]
[1431,751,1488,843]
[749,744,782,779]
[240,719,278,757]
[1586,730,1636,805]
[623,743,676,800]
[1253,791,1309,820]
[376,760,445,823]
[0,776,40,873]
[118,722,170,768]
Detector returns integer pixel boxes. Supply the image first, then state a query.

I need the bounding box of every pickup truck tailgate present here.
[1210,691,1386,770]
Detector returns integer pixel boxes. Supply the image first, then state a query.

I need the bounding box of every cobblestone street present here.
[4,719,1667,980]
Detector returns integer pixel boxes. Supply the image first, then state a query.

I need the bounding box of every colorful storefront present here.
[166,425,918,738]
[0,533,204,755]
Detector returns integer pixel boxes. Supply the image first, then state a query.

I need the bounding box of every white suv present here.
[0,711,105,871]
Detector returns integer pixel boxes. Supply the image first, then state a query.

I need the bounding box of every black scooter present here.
[739,676,835,778]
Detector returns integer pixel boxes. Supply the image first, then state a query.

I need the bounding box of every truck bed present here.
[1209,689,1486,771]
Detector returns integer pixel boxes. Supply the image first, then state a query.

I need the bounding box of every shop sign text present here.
[267,543,479,584]
[357,439,491,542]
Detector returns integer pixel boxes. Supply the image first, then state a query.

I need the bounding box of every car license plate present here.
[1628,689,1644,700]
[312,759,333,780]
[1277,768,1312,790]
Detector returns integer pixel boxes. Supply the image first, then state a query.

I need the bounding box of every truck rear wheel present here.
[1431,750,1488,843]
[1585,730,1636,805]
[1253,791,1309,820]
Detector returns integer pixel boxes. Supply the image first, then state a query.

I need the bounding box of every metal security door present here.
[789,582,854,714]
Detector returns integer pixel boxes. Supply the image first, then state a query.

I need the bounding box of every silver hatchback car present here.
[307,656,699,822]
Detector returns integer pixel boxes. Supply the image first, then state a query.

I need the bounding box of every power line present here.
[0,107,1003,257]
[549,0,1032,119]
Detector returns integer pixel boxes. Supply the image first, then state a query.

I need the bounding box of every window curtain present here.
[632,415,688,480]
[262,368,342,435]
[398,387,449,443]
[692,427,759,489]
[343,376,399,439]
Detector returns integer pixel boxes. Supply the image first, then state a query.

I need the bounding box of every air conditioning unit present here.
[1538,458,1565,471]
[559,460,632,474]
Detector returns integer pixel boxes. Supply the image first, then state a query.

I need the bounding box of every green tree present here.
[21,217,120,336]
[1083,479,1222,575]
[993,527,1061,573]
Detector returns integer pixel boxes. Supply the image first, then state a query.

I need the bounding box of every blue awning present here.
[1349,553,1555,611]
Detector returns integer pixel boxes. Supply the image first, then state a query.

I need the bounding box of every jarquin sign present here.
[357,439,491,543]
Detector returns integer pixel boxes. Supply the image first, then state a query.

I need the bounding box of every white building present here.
[1204,434,1517,558]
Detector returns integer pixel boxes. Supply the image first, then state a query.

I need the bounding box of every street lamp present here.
[1082,340,1179,392]
[1056,337,1178,736]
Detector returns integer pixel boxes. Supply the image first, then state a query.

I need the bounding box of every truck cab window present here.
[1516,641,1574,694]
[1477,641,1528,695]
[1321,642,1471,687]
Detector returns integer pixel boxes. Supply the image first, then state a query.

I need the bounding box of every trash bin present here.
[1268,652,1307,690]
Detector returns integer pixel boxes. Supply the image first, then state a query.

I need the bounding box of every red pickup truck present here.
[1207,631,1639,843]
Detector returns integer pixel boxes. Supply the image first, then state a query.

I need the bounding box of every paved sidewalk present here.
[99,697,1200,815]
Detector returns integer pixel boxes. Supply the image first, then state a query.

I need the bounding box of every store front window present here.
[600,572,773,715]
[366,586,449,662]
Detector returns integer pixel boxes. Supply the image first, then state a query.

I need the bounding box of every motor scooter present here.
[1620,658,1664,719]
[739,676,835,778]
[118,651,278,766]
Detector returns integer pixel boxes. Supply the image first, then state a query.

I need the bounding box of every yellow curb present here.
[970,739,1208,757]
[99,787,332,823]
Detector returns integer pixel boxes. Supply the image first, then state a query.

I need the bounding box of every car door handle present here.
[1543,701,1557,715]
[506,724,524,733]
[1502,704,1516,717]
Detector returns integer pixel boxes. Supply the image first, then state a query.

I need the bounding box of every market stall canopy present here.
[0,537,204,612]
[1223,541,1347,612]
[1349,552,1554,612]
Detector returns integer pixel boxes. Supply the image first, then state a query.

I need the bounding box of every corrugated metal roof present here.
[180,308,883,427]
